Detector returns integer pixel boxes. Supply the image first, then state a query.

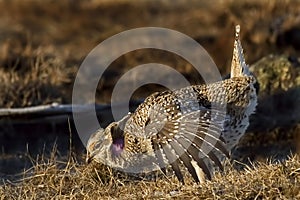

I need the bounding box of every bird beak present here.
[86,151,93,164]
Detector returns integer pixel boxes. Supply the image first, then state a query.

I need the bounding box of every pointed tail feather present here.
[231,25,250,78]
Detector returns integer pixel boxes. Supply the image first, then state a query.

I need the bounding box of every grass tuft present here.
[1,154,299,199]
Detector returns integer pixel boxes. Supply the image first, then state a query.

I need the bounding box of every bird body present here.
[86,25,257,183]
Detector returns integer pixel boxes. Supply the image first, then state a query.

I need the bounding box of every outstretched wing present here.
[149,107,229,183]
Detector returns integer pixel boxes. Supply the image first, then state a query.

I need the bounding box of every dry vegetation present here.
[0,49,74,107]
[1,0,300,106]
[0,0,300,199]
[1,154,300,199]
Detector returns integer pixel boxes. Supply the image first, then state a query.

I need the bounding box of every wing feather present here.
[150,108,228,183]
[173,137,212,180]
[169,140,200,183]
[161,143,184,183]
[151,141,167,175]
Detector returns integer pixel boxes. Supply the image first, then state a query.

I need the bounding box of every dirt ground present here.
[0,0,299,187]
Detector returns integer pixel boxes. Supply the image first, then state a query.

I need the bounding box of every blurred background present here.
[0,0,299,180]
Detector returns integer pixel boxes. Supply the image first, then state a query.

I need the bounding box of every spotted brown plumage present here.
[86,25,257,183]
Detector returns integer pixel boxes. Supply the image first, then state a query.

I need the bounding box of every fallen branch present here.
[0,101,142,119]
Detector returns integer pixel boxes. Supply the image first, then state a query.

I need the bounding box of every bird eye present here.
[110,124,118,134]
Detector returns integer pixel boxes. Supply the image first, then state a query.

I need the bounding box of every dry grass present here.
[1,0,300,106]
[0,45,74,107]
[0,154,299,199]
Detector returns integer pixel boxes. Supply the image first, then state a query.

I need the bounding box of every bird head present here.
[86,114,130,166]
